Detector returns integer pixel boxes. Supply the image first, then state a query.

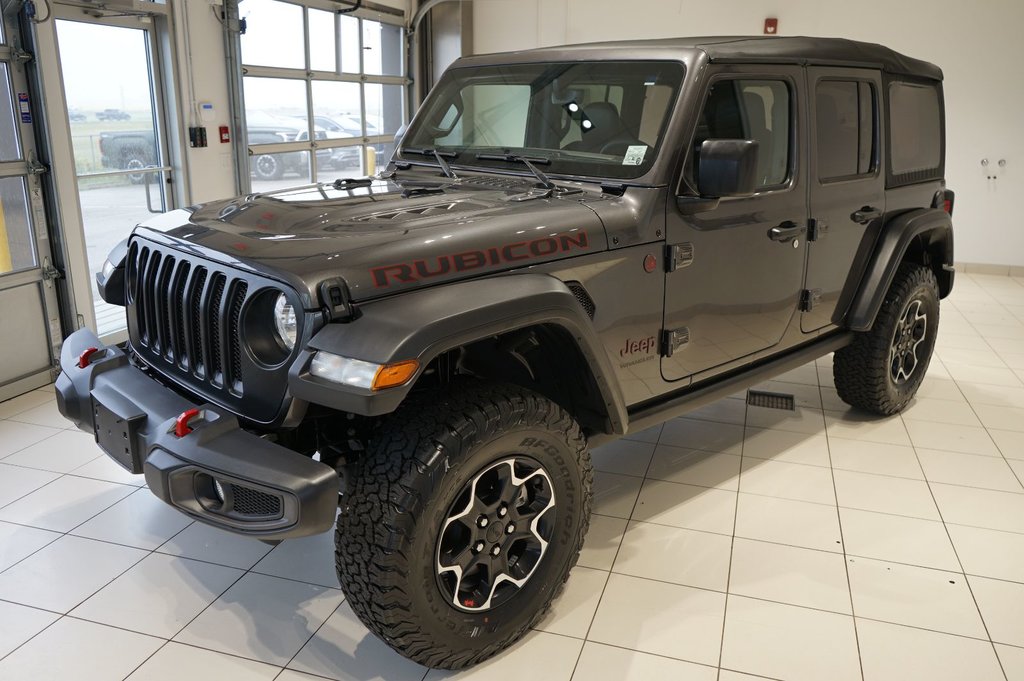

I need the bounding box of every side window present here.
[889,81,942,179]
[815,80,876,181]
[693,79,791,190]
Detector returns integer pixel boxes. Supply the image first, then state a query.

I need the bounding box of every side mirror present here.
[697,139,759,198]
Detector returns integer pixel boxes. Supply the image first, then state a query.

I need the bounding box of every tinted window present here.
[889,82,941,176]
[816,80,875,180]
[693,79,791,189]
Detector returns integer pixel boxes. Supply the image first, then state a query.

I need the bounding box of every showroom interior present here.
[1,0,1024,679]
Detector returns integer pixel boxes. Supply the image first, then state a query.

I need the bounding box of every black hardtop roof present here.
[458,36,942,81]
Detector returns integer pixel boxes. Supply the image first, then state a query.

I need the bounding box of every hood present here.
[135,173,611,309]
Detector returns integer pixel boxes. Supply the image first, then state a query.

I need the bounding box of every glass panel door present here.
[55,19,171,337]
[0,16,63,401]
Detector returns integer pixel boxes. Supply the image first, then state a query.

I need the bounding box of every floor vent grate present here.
[746,390,796,411]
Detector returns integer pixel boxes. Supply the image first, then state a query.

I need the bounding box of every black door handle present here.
[768,221,804,242]
[851,206,882,224]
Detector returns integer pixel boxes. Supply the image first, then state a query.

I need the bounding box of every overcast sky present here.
[56,20,154,112]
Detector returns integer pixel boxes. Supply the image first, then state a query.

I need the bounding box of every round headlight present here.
[273,293,297,350]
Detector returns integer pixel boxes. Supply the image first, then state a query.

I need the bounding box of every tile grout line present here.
[895,397,1010,681]
[815,356,866,681]
[713,393,749,681]
[566,422,661,681]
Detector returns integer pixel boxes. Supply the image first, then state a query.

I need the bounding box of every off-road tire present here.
[335,381,592,669]
[122,147,153,185]
[834,262,939,415]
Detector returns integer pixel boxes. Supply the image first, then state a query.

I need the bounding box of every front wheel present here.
[335,382,592,669]
[834,262,940,415]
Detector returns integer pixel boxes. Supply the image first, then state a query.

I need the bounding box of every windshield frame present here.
[397,59,687,184]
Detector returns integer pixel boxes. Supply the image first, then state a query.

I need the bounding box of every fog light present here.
[213,478,226,503]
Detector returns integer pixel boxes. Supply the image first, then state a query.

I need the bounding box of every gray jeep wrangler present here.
[56,36,953,669]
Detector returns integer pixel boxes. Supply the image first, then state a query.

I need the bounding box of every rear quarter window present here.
[888,81,943,183]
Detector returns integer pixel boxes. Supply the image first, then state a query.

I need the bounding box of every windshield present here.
[400,60,685,181]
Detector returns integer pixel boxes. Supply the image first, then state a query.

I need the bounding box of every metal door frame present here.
[32,0,184,344]
[0,11,64,401]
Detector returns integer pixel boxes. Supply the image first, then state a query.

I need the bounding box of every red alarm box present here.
[219,125,230,143]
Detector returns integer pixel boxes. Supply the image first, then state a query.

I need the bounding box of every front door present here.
[0,14,63,401]
[662,65,807,382]
[802,67,885,332]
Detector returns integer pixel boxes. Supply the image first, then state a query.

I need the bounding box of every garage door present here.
[0,15,63,402]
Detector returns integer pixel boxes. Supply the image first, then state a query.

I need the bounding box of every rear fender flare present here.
[288,274,628,433]
[845,208,953,332]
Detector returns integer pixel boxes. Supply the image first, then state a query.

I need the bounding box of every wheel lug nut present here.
[498,506,508,518]
[506,523,515,534]
[491,545,501,556]
[473,541,485,553]
[477,516,489,528]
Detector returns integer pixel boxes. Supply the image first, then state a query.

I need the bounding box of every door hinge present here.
[807,218,829,242]
[11,47,32,64]
[661,327,690,357]
[800,289,822,312]
[41,261,63,283]
[665,242,694,272]
[27,152,48,176]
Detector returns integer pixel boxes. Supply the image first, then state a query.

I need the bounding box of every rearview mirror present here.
[697,139,759,198]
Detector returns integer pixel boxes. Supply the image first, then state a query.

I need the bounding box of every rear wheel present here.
[252,153,284,181]
[335,382,592,669]
[834,262,939,415]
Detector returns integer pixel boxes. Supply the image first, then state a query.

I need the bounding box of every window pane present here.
[364,83,404,136]
[240,0,304,69]
[244,77,309,144]
[312,81,362,139]
[737,81,789,186]
[816,80,860,180]
[362,20,402,76]
[0,177,36,274]
[250,149,310,192]
[0,65,21,161]
[340,15,360,74]
[694,79,789,188]
[308,8,336,72]
[889,82,941,175]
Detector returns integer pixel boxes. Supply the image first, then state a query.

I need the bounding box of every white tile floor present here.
[1,271,1024,680]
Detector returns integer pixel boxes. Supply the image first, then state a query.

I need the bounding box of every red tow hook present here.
[77,347,100,369]
[174,408,201,438]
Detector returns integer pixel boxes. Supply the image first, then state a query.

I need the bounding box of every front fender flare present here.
[288,274,628,433]
[845,208,953,332]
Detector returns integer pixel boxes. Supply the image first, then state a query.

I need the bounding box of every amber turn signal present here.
[372,360,420,391]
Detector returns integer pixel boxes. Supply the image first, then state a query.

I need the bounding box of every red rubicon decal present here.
[370,231,590,288]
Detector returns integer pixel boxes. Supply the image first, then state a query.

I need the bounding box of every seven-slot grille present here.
[124,238,294,422]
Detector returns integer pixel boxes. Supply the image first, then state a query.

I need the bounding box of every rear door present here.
[662,65,808,382]
[803,67,885,332]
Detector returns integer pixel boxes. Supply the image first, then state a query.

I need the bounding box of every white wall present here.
[173,0,237,204]
[472,0,1024,267]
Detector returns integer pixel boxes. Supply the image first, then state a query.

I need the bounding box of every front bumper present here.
[55,328,339,540]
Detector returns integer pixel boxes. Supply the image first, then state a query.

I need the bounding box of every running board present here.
[590,332,853,447]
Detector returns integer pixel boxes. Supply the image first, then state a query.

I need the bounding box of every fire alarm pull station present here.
[764,18,778,34]
[219,126,230,143]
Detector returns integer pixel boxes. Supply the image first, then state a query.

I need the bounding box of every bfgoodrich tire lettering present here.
[834,262,940,415]
[335,382,592,669]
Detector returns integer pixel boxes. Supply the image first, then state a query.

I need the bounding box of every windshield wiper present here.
[401,147,458,179]
[475,153,556,190]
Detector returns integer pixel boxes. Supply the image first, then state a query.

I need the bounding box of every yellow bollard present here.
[0,195,11,274]
[365,147,377,177]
